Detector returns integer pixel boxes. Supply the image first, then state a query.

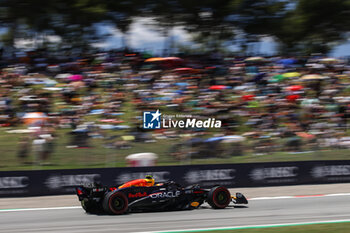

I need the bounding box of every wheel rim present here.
[216,191,228,205]
[112,196,125,210]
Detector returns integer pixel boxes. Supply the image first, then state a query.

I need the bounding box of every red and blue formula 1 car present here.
[76,180,248,215]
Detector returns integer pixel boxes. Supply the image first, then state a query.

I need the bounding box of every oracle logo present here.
[150,191,180,199]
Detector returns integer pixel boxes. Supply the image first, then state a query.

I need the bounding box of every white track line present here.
[0,206,81,212]
[1,192,350,212]
[249,196,293,200]
[326,193,350,197]
[136,219,350,233]
[249,193,350,200]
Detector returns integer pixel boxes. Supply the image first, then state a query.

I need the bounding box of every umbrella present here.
[286,94,300,101]
[24,78,56,85]
[173,67,194,72]
[306,63,325,69]
[22,112,48,126]
[209,85,231,90]
[242,132,259,136]
[100,119,124,124]
[286,85,304,91]
[282,72,301,78]
[301,98,320,107]
[140,70,161,75]
[43,87,63,91]
[175,82,189,87]
[300,74,324,80]
[44,79,58,87]
[241,94,255,101]
[6,129,36,134]
[234,85,250,91]
[277,58,297,65]
[98,124,130,130]
[19,96,41,101]
[55,73,72,79]
[295,132,315,139]
[205,137,224,142]
[89,109,105,115]
[68,74,83,82]
[164,57,182,61]
[145,57,182,62]
[270,74,286,82]
[244,57,265,62]
[106,112,124,116]
[221,135,246,143]
[319,58,339,64]
[115,125,131,130]
[172,68,198,74]
[145,57,165,62]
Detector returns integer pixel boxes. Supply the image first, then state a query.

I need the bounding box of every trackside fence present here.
[1,160,350,197]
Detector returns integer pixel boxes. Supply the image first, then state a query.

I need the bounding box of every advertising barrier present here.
[1,160,350,197]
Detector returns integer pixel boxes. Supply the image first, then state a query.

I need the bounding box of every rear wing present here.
[76,185,108,201]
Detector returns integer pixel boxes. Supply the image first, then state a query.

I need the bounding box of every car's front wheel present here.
[207,186,231,209]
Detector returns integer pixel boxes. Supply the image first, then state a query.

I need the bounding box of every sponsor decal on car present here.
[150,191,181,199]
[128,192,148,198]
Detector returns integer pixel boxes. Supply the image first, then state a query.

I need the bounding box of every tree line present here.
[0,0,349,55]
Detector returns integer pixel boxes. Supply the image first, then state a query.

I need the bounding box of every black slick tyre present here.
[81,199,95,213]
[207,186,231,209]
[103,191,128,215]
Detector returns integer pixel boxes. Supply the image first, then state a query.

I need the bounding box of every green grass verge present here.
[1,125,350,171]
[164,222,350,233]
[1,89,350,171]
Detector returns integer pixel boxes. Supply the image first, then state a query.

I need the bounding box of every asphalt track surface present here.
[1,194,350,233]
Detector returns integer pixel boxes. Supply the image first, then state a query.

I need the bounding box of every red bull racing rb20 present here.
[76,180,248,215]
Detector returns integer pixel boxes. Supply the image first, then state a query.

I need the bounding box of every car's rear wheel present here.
[207,186,231,209]
[81,199,94,213]
[103,191,128,215]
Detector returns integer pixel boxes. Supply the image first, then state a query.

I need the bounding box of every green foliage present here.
[276,0,350,54]
[0,0,349,54]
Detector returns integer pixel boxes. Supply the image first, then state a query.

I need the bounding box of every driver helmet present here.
[145,175,155,186]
